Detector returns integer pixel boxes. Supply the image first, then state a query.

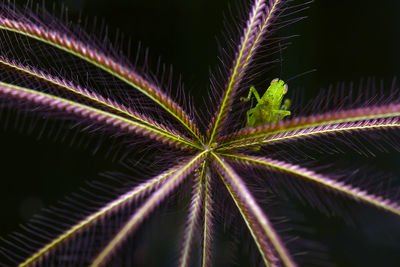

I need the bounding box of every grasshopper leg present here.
[240,86,262,103]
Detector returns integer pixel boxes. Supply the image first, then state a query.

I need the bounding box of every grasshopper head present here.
[267,78,288,103]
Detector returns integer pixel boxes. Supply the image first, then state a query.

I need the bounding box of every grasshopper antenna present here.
[279,42,283,80]
[286,69,317,83]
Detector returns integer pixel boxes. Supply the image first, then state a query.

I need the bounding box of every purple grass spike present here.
[179,162,206,267]
[18,164,181,266]
[0,7,203,143]
[208,0,283,143]
[90,152,206,266]
[213,153,296,267]
[201,169,214,267]
[0,82,196,151]
[223,154,400,216]
[218,104,400,148]
[0,56,187,141]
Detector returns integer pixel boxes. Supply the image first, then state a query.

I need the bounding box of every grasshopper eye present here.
[283,84,288,94]
[271,78,279,84]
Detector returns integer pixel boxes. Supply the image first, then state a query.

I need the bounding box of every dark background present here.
[1,0,400,266]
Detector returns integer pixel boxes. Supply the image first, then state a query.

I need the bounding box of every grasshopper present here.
[240,78,291,127]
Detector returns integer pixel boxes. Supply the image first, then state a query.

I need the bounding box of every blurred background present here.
[1,0,400,266]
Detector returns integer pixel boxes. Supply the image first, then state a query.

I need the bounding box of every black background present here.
[1,0,400,266]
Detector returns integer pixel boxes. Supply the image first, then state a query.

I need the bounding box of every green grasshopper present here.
[240,78,291,127]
